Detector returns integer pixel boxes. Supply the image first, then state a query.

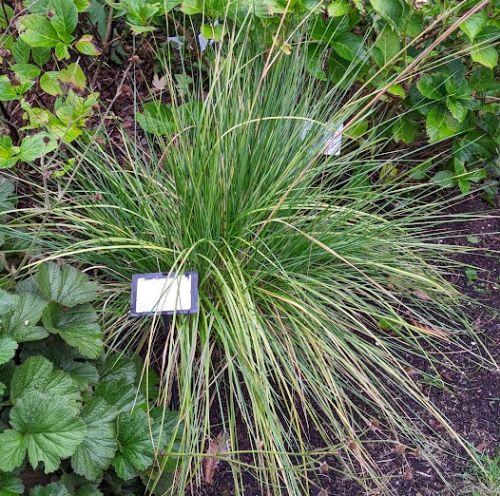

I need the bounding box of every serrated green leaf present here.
[200,23,224,42]
[369,0,402,21]
[94,378,141,415]
[392,117,418,144]
[32,47,51,66]
[4,293,48,342]
[42,302,103,359]
[0,430,26,472]
[373,26,400,66]
[12,63,41,81]
[136,102,175,135]
[40,71,63,95]
[0,289,18,314]
[35,262,98,307]
[10,355,81,409]
[431,170,456,188]
[425,106,461,142]
[97,353,137,382]
[75,34,101,56]
[446,97,467,123]
[30,483,71,496]
[113,410,155,480]
[0,336,18,365]
[471,44,498,69]
[7,391,86,473]
[54,42,70,60]
[327,0,350,16]
[0,179,15,212]
[459,10,487,41]
[0,473,24,496]
[417,73,445,100]
[19,15,60,47]
[48,0,78,36]
[331,32,365,61]
[71,397,118,480]
[0,77,19,103]
[58,62,87,90]
[19,132,58,162]
[11,39,31,64]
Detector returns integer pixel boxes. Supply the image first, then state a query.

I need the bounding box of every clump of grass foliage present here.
[10,24,490,495]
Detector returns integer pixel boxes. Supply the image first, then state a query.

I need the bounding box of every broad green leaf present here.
[0,179,14,213]
[0,336,18,365]
[6,391,86,473]
[10,355,81,409]
[200,23,224,42]
[113,410,155,480]
[136,103,176,135]
[97,353,137,382]
[30,483,70,496]
[12,63,41,81]
[32,47,51,66]
[58,62,87,91]
[0,135,18,168]
[0,4,13,29]
[446,97,467,123]
[0,473,23,496]
[42,302,103,359]
[75,34,101,55]
[71,397,118,480]
[35,262,98,307]
[431,170,455,188]
[373,27,400,66]
[459,10,487,41]
[94,378,141,414]
[369,0,402,22]
[19,15,59,47]
[180,0,202,14]
[417,73,445,100]
[0,289,18,314]
[4,293,48,342]
[471,44,498,69]
[48,0,78,37]
[387,83,406,98]
[392,117,418,144]
[327,0,350,16]
[331,32,365,61]
[426,107,460,143]
[19,132,58,162]
[11,39,31,64]
[74,0,90,11]
[345,119,368,139]
[20,337,99,388]
[305,44,327,81]
[25,0,50,13]
[0,430,26,472]
[54,42,70,60]
[40,71,63,95]
[0,76,19,102]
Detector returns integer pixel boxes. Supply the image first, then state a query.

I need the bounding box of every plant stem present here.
[0,101,20,144]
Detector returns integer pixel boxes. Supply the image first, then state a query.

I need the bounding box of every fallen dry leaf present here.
[152,73,168,92]
[412,288,432,301]
[319,461,330,474]
[203,433,230,485]
[411,321,451,340]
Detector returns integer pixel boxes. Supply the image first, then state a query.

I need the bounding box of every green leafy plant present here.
[0,262,180,492]
[0,0,101,171]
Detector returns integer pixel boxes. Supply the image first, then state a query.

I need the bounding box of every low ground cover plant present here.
[0,191,181,495]
[19,31,494,495]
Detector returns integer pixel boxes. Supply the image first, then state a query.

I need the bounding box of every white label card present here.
[135,274,193,313]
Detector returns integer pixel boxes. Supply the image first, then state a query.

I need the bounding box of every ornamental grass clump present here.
[16,33,485,495]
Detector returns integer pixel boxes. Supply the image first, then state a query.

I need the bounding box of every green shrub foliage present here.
[0,242,180,494]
